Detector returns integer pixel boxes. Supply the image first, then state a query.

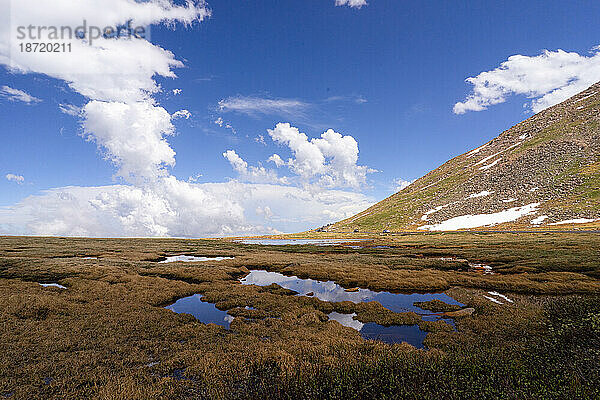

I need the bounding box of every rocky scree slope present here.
[329,83,600,232]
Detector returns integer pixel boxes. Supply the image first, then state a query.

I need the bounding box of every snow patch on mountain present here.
[421,204,451,221]
[469,191,494,199]
[530,215,549,225]
[479,159,501,171]
[549,218,599,225]
[418,203,540,231]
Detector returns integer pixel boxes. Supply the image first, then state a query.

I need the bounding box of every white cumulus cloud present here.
[267,154,285,167]
[223,150,289,185]
[0,181,374,237]
[5,174,25,184]
[267,123,372,189]
[0,1,377,237]
[82,101,176,182]
[454,47,600,114]
[172,109,192,119]
[394,178,413,192]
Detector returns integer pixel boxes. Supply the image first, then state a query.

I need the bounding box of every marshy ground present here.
[0,233,599,399]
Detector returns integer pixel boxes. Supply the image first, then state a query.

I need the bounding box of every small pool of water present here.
[240,270,463,313]
[360,323,427,348]
[242,270,463,347]
[159,255,234,263]
[38,283,67,289]
[328,310,455,347]
[237,239,369,246]
[165,294,233,329]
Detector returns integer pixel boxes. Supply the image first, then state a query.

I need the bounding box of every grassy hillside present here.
[329,83,600,232]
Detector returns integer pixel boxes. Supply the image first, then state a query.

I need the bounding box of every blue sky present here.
[1,0,600,236]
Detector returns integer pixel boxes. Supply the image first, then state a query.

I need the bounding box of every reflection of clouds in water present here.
[311,286,375,303]
[240,270,464,314]
[241,270,376,303]
[159,255,234,263]
[39,283,67,289]
[241,270,294,285]
[328,312,364,331]
[165,294,232,329]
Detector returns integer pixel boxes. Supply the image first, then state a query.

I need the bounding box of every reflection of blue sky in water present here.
[165,294,233,328]
[240,270,463,313]
[361,324,427,348]
[328,312,428,348]
[244,270,463,348]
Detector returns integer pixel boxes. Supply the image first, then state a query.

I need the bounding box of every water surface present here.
[165,294,233,328]
[38,283,67,289]
[360,323,427,348]
[240,270,463,313]
[242,270,462,347]
[159,255,234,263]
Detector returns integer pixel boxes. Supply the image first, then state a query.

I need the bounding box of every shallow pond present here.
[237,239,368,246]
[241,270,462,347]
[38,283,67,289]
[165,294,233,329]
[240,270,462,313]
[360,323,427,347]
[159,255,234,263]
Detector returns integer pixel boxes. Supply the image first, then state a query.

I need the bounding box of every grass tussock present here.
[0,234,599,399]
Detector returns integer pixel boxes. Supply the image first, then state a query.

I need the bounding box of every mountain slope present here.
[329,83,600,232]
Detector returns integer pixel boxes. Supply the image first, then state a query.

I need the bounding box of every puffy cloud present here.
[4,36,187,104]
[267,123,372,188]
[223,150,289,185]
[218,96,309,118]
[256,206,274,220]
[0,86,41,104]
[172,88,182,95]
[0,1,376,237]
[223,150,248,174]
[454,47,600,114]
[267,154,285,167]
[1,1,209,104]
[2,0,208,186]
[82,101,176,181]
[172,109,191,119]
[335,0,368,9]
[394,178,413,192]
[0,181,374,237]
[255,135,267,145]
[5,174,25,184]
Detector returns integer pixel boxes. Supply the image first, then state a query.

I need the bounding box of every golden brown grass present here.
[0,233,599,398]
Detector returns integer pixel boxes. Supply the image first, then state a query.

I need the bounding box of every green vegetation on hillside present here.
[331,84,600,233]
